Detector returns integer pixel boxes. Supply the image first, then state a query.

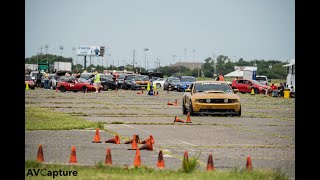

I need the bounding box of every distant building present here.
[170,62,204,70]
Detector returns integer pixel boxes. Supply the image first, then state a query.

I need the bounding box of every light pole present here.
[72,47,76,67]
[59,46,64,56]
[172,55,176,65]
[144,48,149,71]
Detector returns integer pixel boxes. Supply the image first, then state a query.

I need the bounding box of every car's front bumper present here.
[192,102,241,115]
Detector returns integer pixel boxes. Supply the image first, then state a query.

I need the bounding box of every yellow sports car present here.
[182,81,241,116]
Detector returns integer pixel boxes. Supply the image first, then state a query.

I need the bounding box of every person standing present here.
[219,73,224,81]
[93,71,101,93]
[36,71,42,88]
[44,73,49,90]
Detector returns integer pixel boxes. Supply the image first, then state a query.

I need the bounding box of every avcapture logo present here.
[26,169,78,179]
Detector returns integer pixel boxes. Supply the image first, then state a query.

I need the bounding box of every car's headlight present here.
[229,99,239,103]
[195,99,206,103]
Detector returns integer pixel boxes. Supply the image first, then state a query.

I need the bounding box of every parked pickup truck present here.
[256,75,270,86]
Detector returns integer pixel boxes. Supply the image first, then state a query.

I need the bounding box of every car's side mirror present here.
[233,89,239,93]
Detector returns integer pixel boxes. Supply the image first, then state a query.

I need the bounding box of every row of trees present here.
[25,54,288,79]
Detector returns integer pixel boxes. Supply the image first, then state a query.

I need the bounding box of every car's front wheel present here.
[182,99,187,115]
[236,106,241,117]
[82,86,87,93]
[59,86,66,92]
[103,84,109,91]
[189,101,195,116]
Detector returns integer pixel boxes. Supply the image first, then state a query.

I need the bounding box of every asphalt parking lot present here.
[25,88,295,178]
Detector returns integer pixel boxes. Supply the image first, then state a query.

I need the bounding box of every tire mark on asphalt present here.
[120,124,152,133]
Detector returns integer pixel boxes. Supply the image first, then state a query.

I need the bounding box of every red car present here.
[25,75,35,89]
[57,77,102,92]
[231,79,270,94]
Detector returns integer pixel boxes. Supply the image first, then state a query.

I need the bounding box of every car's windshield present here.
[25,76,33,81]
[251,80,261,84]
[256,77,267,81]
[126,75,135,80]
[80,73,94,80]
[134,75,149,81]
[171,80,180,84]
[100,74,114,80]
[195,82,233,93]
[181,77,196,82]
[118,74,126,79]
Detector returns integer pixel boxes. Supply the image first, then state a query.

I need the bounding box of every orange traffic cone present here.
[69,146,77,163]
[128,135,139,150]
[133,149,141,167]
[139,141,153,151]
[37,144,44,162]
[105,147,112,165]
[174,116,185,123]
[185,112,192,123]
[167,100,173,106]
[125,135,140,144]
[246,156,252,170]
[140,135,155,144]
[183,151,189,164]
[207,154,214,171]
[105,135,120,144]
[92,128,102,143]
[156,150,165,168]
[137,92,141,94]
[174,99,178,106]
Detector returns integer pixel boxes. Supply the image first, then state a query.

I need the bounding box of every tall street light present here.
[59,46,64,57]
[72,47,76,67]
[144,48,149,71]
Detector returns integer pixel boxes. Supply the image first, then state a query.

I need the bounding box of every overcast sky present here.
[25,0,295,69]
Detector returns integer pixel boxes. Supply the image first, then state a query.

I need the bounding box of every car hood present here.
[192,91,240,99]
[135,80,149,84]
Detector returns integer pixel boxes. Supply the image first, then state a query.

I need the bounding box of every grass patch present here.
[25,160,290,180]
[25,106,103,130]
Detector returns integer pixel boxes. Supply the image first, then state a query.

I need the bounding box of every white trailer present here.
[242,66,257,80]
[54,62,72,72]
[283,58,295,88]
[25,64,38,71]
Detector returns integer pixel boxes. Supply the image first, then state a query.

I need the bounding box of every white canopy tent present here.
[224,70,243,78]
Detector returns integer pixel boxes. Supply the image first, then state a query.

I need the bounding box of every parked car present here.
[100,74,117,91]
[116,74,127,89]
[168,79,181,91]
[182,81,241,116]
[57,77,102,92]
[132,75,150,90]
[163,77,180,90]
[25,75,35,89]
[122,74,136,90]
[256,75,270,86]
[177,76,197,92]
[152,78,166,89]
[231,79,270,94]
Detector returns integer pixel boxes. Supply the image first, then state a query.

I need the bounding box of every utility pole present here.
[184,48,187,62]
[144,48,149,72]
[133,49,135,68]
[172,55,176,65]
[192,49,195,62]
